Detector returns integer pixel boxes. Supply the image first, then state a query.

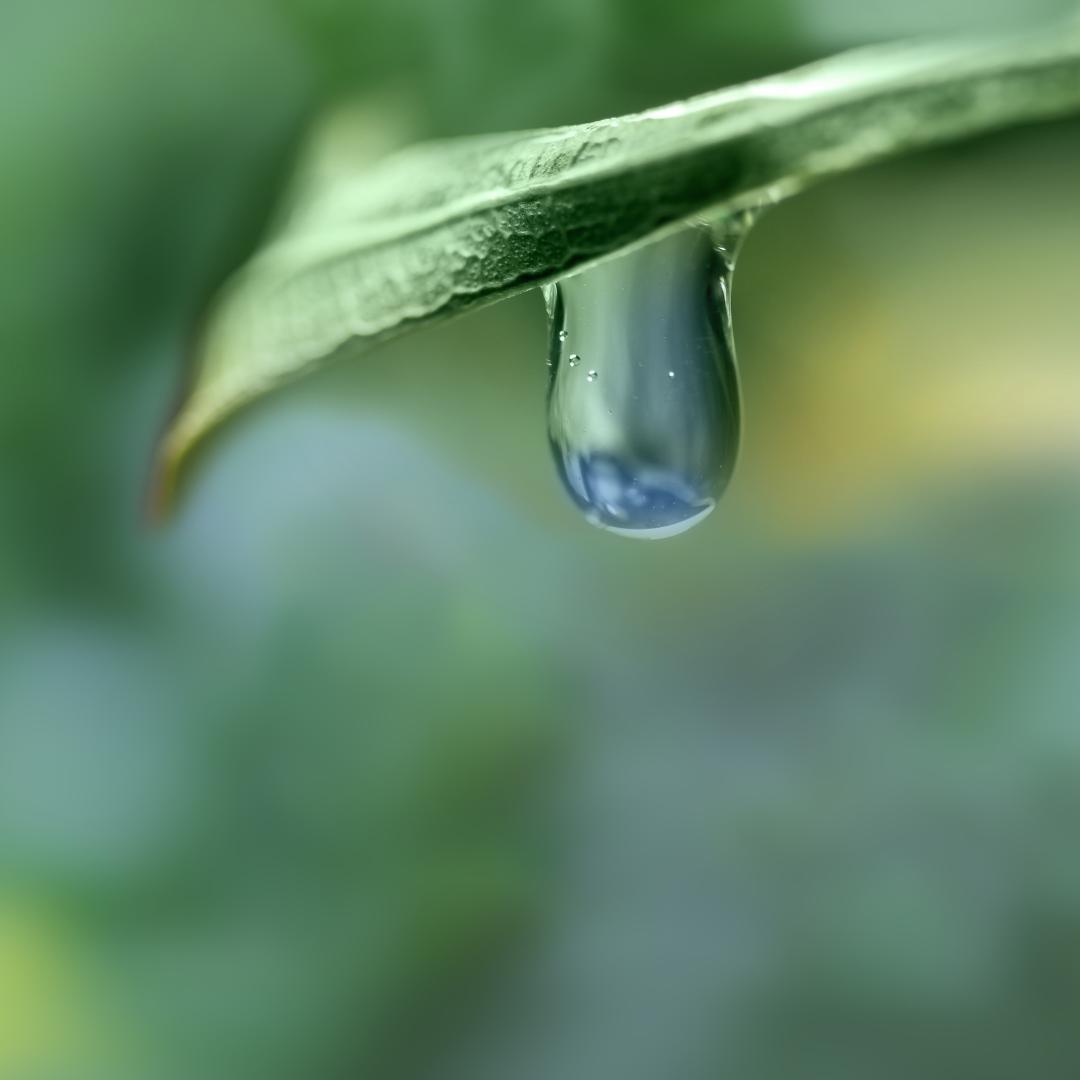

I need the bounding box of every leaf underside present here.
[154,19,1080,514]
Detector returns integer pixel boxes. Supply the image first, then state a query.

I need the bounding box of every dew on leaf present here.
[543,218,749,540]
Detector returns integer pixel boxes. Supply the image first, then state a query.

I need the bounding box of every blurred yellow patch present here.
[0,896,113,1078]
[747,285,1080,538]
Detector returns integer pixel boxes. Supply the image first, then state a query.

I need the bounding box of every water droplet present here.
[558,329,569,342]
[543,220,747,540]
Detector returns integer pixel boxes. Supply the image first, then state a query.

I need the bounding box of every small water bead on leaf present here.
[558,329,569,342]
[544,218,748,540]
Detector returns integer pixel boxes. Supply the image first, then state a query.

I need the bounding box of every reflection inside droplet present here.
[544,220,746,540]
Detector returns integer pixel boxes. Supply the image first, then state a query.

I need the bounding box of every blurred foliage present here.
[3,1,1080,1079]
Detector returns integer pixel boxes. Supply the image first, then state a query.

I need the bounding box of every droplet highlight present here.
[544,220,746,540]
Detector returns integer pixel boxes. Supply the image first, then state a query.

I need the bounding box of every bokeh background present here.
[4,1,1080,1077]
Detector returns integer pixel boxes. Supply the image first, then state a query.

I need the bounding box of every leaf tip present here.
[143,428,185,526]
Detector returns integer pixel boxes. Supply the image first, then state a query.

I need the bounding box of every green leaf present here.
[154,19,1080,514]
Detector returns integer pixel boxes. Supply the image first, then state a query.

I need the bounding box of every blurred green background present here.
[4,1,1080,1078]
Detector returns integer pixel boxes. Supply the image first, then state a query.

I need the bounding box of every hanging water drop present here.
[544,218,748,540]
